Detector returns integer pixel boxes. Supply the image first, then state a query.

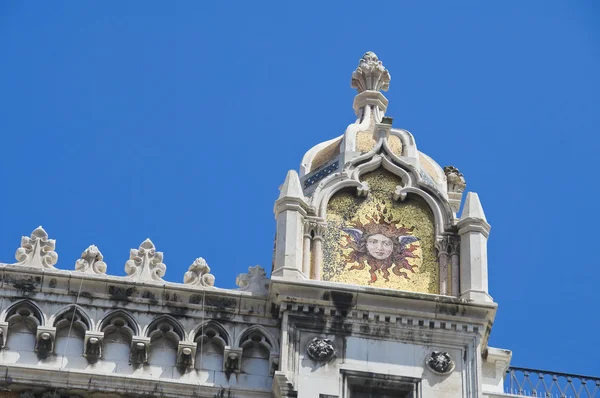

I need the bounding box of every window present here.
[343,370,420,398]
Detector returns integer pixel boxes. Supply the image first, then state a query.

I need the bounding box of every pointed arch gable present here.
[236,325,279,354]
[50,305,92,332]
[99,309,139,337]
[190,320,230,347]
[144,315,185,342]
[2,299,45,327]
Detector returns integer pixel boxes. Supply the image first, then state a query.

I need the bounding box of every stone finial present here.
[278,170,304,201]
[183,257,215,287]
[75,245,107,274]
[124,239,166,283]
[444,166,467,214]
[14,226,58,268]
[461,192,487,222]
[351,52,391,93]
[236,265,269,295]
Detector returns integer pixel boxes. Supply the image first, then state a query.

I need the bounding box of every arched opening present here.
[194,322,228,372]
[239,327,274,377]
[52,306,90,369]
[146,316,184,378]
[4,301,43,363]
[100,310,138,369]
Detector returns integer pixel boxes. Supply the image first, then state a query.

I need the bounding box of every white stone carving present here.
[306,337,335,362]
[444,166,467,214]
[351,51,391,93]
[426,351,455,375]
[14,226,58,268]
[236,265,269,295]
[75,245,107,274]
[124,239,166,283]
[183,257,215,287]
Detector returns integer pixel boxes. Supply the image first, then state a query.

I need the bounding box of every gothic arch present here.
[190,320,230,348]
[2,300,45,327]
[50,305,92,333]
[236,325,278,354]
[99,309,139,338]
[144,315,185,342]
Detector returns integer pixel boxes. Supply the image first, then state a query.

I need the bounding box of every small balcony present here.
[503,367,600,397]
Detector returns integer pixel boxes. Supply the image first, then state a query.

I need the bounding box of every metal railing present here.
[505,367,600,397]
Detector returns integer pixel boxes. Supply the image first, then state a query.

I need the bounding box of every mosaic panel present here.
[323,170,438,294]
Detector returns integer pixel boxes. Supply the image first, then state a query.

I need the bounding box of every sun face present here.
[366,234,394,260]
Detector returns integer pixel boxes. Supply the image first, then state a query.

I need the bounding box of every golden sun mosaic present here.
[323,170,438,294]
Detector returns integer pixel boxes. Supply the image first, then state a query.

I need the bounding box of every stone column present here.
[457,192,493,303]
[449,237,460,297]
[302,221,313,278]
[273,170,308,280]
[436,240,449,295]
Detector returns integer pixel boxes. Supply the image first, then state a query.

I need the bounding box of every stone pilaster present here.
[273,170,308,279]
[457,192,493,303]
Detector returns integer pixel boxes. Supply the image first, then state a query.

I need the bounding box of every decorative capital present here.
[306,337,336,363]
[124,239,166,283]
[426,351,455,375]
[236,265,269,295]
[14,226,58,268]
[444,166,466,194]
[183,257,215,287]
[75,245,107,274]
[351,52,391,93]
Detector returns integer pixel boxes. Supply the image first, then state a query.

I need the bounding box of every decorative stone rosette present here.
[306,337,336,363]
[426,351,455,375]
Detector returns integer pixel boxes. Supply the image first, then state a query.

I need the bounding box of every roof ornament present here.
[14,226,58,268]
[124,239,166,282]
[183,257,215,287]
[444,166,467,214]
[236,265,269,295]
[75,245,107,274]
[351,52,391,93]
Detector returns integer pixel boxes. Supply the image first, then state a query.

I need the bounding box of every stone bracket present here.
[223,346,243,373]
[35,326,56,357]
[270,352,280,375]
[83,331,104,360]
[130,336,150,364]
[0,321,8,349]
[177,341,197,369]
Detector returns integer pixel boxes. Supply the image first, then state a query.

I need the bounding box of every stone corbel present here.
[83,331,104,361]
[270,352,280,375]
[272,371,298,398]
[0,321,8,349]
[177,341,197,369]
[130,336,150,364]
[223,346,243,373]
[35,326,56,357]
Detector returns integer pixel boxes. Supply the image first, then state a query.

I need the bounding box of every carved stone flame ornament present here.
[75,245,107,274]
[306,337,335,362]
[15,226,58,268]
[124,239,166,282]
[184,257,215,287]
[426,351,455,375]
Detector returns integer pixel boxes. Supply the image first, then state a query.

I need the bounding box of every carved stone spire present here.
[124,239,166,283]
[14,226,58,268]
[351,52,391,93]
[183,257,215,287]
[75,245,107,274]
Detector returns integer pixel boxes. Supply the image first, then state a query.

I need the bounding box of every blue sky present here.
[1,1,599,376]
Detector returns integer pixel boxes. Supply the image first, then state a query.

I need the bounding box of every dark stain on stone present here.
[10,275,41,296]
[49,278,57,288]
[330,319,353,335]
[168,306,188,317]
[359,324,370,334]
[205,295,237,309]
[436,302,463,316]
[108,285,137,301]
[324,290,354,313]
